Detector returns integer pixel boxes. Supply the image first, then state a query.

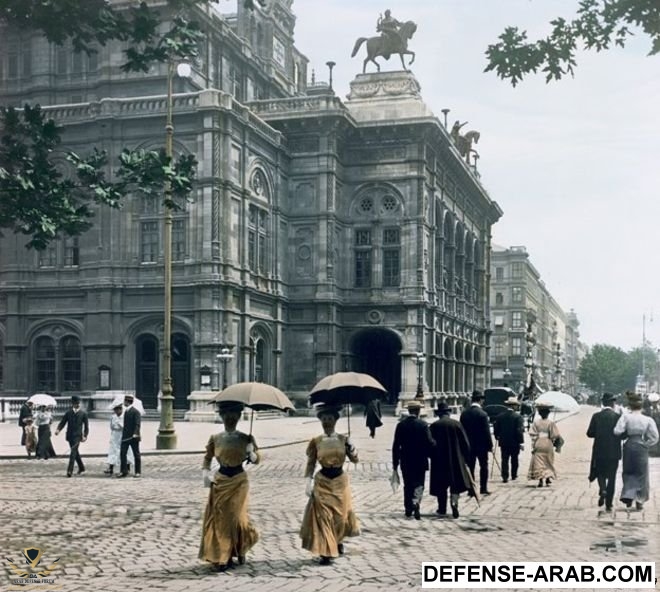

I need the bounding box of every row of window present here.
[493,310,525,328]
[1,43,98,80]
[35,336,82,392]
[354,228,400,288]
[493,338,524,357]
[494,287,524,305]
[494,261,524,281]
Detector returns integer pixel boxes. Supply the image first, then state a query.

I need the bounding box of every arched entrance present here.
[171,333,191,410]
[135,334,159,408]
[349,329,402,404]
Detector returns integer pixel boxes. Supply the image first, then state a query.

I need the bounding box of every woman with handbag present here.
[527,403,562,487]
[300,404,360,566]
[199,401,260,572]
[614,391,659,511]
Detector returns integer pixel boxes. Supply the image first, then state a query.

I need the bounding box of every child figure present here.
[23,416,37,458]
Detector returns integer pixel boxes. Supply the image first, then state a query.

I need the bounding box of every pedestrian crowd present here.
[16,393,142,478]
[14,386,659,575]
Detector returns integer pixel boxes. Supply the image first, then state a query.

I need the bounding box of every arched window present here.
[61,336,82,391]
[35,336,56,391]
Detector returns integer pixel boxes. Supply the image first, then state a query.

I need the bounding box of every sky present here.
[286,0,660,351]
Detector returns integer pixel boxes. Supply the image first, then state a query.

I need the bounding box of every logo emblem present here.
[6,547,60,580]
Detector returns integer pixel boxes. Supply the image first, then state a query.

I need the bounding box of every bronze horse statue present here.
[456,131,480,165]
[351,21,417,74]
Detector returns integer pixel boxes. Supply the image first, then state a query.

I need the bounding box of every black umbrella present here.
[309,372,387,435]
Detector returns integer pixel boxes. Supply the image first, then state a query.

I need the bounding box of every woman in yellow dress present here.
[199,402,260,572]
[300,404,360,565]
[528,402,562,487]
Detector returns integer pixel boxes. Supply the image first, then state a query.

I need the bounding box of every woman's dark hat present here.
[315,403,342,419]
[217,401,244,413]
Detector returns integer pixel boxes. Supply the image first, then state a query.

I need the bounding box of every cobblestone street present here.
[1,407,658,592]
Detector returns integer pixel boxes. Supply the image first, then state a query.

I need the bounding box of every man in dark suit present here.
[118,394,142,478]
[587,392,622,512]
[460,390,493,495]
[493,396,525,482]
[55,395,89,477]
[429,402,474,518]
[392,400,433,519]
[18,400,34,445]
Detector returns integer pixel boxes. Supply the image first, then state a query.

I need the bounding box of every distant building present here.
[0,1,502,411]
[490,246,583,395]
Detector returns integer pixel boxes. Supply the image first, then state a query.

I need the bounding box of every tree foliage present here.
[0,105,196,249]
[578,342,659,394]
[485,0,660,85]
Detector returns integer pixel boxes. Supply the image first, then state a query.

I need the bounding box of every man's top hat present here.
[71,395,81,404]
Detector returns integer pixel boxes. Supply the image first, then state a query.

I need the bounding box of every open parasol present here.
[209,382,295,434]
[107,395,145,416]
[309,372,387,435]
[28,393,57,407]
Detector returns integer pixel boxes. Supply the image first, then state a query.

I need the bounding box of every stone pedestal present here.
[89,390,134,420]
[185,390,220,423]
[345,71,435,123]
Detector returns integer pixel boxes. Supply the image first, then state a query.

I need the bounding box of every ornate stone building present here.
[490,245,583,395]
[0,1,502,411]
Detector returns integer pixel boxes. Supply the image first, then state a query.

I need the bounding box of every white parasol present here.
[28,393,57,407]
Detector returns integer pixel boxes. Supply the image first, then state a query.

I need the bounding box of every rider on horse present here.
[377,9,402,55]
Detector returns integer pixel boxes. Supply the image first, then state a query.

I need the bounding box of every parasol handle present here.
[347,404,351,437]
[250,409,254,436]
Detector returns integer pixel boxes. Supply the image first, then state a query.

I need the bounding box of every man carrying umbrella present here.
[55,395,89,477]
[392,400,434,519]
[429,402,474,518]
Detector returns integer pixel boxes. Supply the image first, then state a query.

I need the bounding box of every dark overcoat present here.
[460,404,493,454]
[392,415,432,479]
[365,400,383,430]
[429,416,473,495]
[586,407,622,481]
[493,409,524,450]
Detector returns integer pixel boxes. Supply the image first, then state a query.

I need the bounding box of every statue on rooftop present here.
[351,11,417,74]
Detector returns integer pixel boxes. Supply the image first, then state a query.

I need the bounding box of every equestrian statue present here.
[351,10,417,74]
[451,120,480,166]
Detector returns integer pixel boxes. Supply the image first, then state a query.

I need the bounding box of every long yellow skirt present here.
[528,437,557,481]
[199,471,259,565]
[300,472,360,558]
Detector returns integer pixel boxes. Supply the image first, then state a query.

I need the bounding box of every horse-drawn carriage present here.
[484,387,535,426]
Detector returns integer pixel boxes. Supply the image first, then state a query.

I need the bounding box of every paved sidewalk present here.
[1,407,657,592]
[0,415,326,458]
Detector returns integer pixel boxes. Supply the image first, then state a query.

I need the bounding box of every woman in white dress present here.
[614,392,659,510]
[105,403,134,475]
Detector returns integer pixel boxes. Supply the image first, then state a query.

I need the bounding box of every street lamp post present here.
[414,352,426,400]
[156,60,191,450]
[216,347,234,390]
